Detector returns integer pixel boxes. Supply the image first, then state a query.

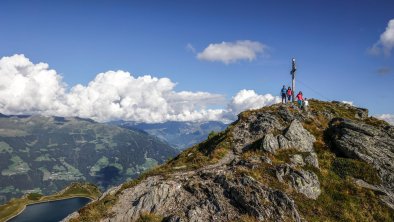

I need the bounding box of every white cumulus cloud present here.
[0,54,279,123]
[342,101,354,106]
[227,89,280,115]
[197,40,268,64]
[369,19,394,56]
[0,54,67,115]
[376,114,394,125]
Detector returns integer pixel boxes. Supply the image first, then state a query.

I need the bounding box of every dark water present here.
[9,197,90,222]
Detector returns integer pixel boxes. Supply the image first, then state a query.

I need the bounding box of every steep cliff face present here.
[65,100,394,222]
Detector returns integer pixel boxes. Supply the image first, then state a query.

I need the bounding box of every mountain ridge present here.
[62,100,394,221]
[112,121,227,150]
[0,114,178,204]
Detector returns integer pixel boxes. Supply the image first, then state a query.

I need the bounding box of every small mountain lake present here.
[9,197,90,222]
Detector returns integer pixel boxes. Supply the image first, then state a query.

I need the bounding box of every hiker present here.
[286,87,292,102]
[296,91,304,108]
[303,97,309,110]
[281,85,287,103]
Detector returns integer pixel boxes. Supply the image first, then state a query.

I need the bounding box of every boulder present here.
[305,152,319,169]
[262,133,279,153]
[232,113,284,153]
[329,118,394,208]
[278,135,291,149]
[289,154,305,167]
[282,120,316,152]
[276,164,321,200]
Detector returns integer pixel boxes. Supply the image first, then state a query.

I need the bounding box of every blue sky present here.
[0,0,393,122]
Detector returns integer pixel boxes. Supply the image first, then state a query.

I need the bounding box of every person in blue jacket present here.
[281,85,287,103]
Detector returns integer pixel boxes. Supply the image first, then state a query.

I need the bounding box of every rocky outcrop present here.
[289,154,305,167]
[304,152,319,169]
[259,120,317,154]
[262,133,280,153]
[275,164,321,200]
[329,118,394,208]
[279,120,316,152]
[96,170,301,222]
[232,112,284,153]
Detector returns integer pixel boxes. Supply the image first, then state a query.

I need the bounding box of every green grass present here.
[332,157,381,185]
[136,212,164,222]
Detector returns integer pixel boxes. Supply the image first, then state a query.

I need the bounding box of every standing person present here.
[303,97,309,111]
[286,87,292,102]
[296,91,304,108]
[281,85,287,103]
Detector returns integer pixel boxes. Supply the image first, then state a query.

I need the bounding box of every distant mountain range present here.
[0,114,178,204]
[112,121,228,150]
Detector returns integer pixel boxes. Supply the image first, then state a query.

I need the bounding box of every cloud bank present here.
[376,114,394,125]
[0,54,279,123]
[197,40,267,64]
[369,19,394,56]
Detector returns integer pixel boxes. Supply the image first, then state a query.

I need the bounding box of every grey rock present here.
[163,215,183,222]
[278,135,291,149]
[232,113,284,153]
[289,154,305,167]
[305,152,319,169]
[276,164,321,200]
[260,156,272,165]
[282,120,316,152]
[215,175,301,222]
[262,133,279,153]
[99,185,121,201]
[96,171,301,222]
[278,105,295,122]
[329,118,394,208]
[355,108,368,120]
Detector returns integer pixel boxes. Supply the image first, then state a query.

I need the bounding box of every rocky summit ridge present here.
[64,100,394,222]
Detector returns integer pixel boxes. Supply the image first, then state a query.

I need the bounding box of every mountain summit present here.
[65,100,394,222]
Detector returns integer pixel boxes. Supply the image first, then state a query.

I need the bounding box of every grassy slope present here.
[72,100,394,222]
[0,183,101,222]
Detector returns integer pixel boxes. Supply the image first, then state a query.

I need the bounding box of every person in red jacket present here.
[286,87,292,102]
[296,91,304,108]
